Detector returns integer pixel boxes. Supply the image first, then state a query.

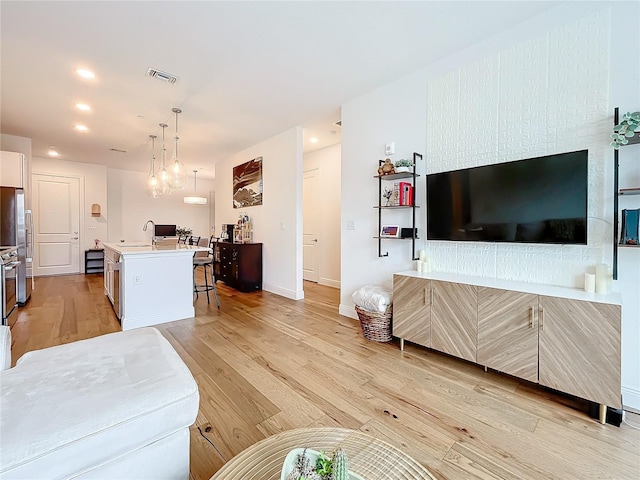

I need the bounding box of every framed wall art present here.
[233,156,263,208]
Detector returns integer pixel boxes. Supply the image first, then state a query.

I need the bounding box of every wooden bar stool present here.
[193,236,220,308]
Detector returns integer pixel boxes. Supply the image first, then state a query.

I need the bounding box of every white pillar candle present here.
[419,250,427,262]
[584,273,595,293]
[416,260,423,272]
[595,263,609,294]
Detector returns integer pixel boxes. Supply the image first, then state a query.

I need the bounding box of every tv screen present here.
[426,150,588,244]
[154,224,177,237]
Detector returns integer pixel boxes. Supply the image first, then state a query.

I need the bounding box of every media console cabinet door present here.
[393,275,431,347]
[538,296,621,408]
[477,287,539,383]
[431,281,478,362]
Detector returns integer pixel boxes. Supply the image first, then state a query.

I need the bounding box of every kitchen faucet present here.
[143,220,155,232]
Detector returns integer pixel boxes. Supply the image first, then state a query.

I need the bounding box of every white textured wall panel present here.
[425,10,611,288]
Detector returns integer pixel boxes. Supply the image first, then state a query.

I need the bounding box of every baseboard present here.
[319,278,340,289]
[263,284,304,300]
[339,304,358,320]
[122,307,194,331]
[622,385,640,411]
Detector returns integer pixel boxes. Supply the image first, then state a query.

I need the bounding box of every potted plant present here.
[611,111,640,149]
[394,158,413,173]
[176,226,192,237]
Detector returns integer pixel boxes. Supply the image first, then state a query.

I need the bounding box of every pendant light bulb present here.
[158,123,172,196]
[169,107,187,190]
[146,135,161,198]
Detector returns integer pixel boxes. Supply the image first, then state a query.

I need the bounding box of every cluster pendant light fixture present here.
[145,107,188,197]
[184,170,208,205]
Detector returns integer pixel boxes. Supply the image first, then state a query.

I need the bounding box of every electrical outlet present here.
[134,274,142,285]
[347,220,355,230]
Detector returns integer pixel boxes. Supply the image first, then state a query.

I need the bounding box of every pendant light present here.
[184,169,207,205]
[146,134,160,197]
[158,123,172,196]
[169,107,187,189]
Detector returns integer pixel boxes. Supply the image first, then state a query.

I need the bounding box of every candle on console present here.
[584,273,595,293]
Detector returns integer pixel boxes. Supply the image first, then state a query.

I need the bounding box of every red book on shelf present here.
[398,182,410,206]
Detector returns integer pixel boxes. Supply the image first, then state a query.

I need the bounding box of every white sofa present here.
[0,326,199,479]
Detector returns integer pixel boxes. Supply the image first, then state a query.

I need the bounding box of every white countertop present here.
[395,270,622,305]
[103,242,209,256]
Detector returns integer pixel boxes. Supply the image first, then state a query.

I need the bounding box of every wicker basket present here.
[355,305,392,342]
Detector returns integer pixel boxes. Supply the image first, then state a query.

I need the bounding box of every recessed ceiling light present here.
[75,103,91,111]
[76,68,95,79]
[310,137,319,143]
[74,124,89,132]
[47,150,59,157]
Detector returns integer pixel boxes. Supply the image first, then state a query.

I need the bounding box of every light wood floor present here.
[10,274,640,479]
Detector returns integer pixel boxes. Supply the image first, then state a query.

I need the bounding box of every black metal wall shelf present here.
[375,152,423,259]
[613,107,640,280]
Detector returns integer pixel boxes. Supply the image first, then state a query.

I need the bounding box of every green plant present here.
[611,111,640,149]
[176,226,192,236]
[332,449,349,480]
[394,158,413,168]
[315,451,332,478]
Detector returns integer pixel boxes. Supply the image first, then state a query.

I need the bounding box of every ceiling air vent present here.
[146,68,179,84]
[333,120,342,127]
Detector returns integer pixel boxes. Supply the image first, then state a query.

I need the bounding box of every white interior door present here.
[303,169,320,282]
[32,174,81,276]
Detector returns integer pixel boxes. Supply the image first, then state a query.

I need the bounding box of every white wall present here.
[215,127,303,299]
[340,3,640,409]
[32,157,108,271]
[304,143,341,288]
[107,169,214,243]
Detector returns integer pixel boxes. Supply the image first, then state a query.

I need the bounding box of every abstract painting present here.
[233,157,263,208]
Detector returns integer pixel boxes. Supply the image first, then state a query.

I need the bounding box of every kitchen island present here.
[103,242,208,330]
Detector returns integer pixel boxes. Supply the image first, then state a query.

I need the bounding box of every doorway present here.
[32,174,81,276]
[303,169,320,282]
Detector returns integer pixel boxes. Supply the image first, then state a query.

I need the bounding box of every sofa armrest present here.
[0,325,11,370]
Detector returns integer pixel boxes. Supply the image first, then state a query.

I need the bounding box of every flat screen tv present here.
[426,150,588,244]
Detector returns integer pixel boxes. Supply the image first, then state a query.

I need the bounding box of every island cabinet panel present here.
[538,296,621,408]
[392,275,431,347]
[431,281,477,362]
[477,287,539,383]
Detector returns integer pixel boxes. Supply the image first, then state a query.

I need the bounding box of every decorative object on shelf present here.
[380,225,400,238]
[233,157,263,208]
[394,158,414,173]
[382,187,393,206]
[611,111,640,149]
[94,238,101,249]
[377,158,395,175]
[584,272,596,293]
[146,135,160,198]
[184,170,207,205]
[595,263,612,294]
[158,123,172,196]
[620,208,639,245]
[175,226,193,236]
[169,108,187,190]
[235,213,253,243]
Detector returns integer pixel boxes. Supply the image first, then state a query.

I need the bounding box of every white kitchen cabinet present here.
[0,151,25,188]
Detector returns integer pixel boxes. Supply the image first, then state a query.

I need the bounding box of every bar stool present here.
[193,236,220,308]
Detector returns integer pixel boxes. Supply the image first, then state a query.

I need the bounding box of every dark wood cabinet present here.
[215,242,262,292]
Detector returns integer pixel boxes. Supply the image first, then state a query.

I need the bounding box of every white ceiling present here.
[0,1,563,179]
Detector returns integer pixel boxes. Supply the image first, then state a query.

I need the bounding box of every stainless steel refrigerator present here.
[0,187,33,305]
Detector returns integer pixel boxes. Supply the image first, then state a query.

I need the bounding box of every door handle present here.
[71,237,79,240]
[313,239,318,242]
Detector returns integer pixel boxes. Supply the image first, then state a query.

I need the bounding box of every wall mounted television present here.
[426,150,588,244]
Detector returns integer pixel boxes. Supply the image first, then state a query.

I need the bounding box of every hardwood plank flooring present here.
[9,274,640,479]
